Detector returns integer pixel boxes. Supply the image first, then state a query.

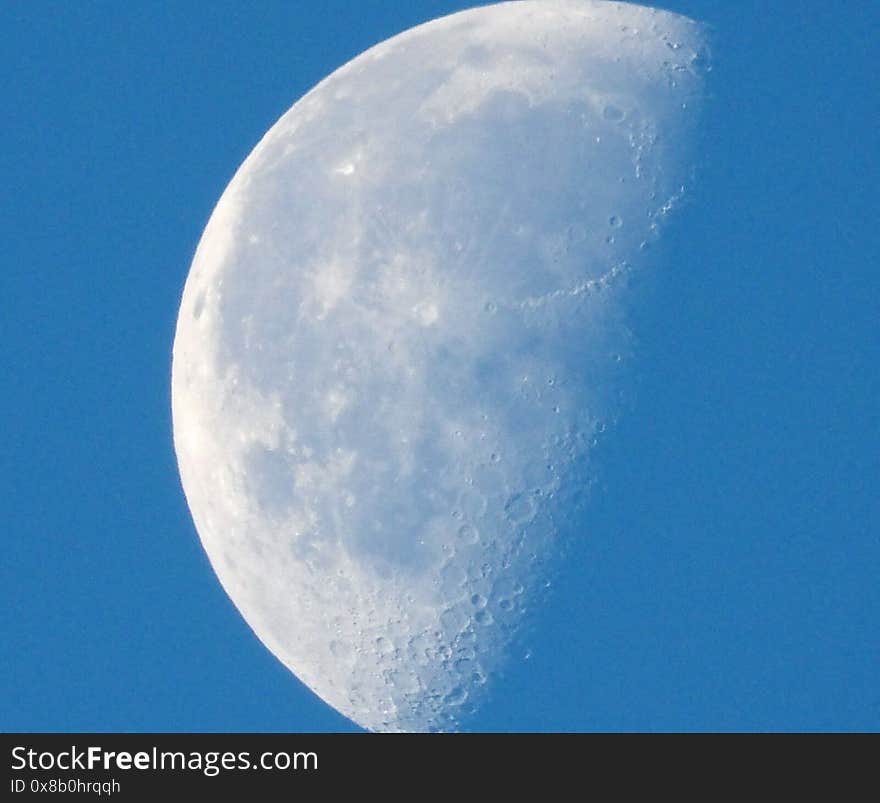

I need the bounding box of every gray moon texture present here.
[172,0,707,732]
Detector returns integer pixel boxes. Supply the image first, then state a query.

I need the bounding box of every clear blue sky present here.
[2,1,877,732]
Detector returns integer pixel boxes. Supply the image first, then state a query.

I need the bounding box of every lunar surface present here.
[172,1,707,732]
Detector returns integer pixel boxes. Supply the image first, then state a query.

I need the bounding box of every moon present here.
[172,0,707,732]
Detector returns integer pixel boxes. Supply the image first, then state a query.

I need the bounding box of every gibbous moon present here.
[172,1,707,731]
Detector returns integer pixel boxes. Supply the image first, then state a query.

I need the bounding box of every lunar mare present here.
[172,1,707,732]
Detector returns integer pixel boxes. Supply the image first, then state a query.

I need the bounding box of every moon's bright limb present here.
[172,1,707,732]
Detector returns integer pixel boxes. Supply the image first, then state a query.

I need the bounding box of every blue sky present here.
[3,1,877,732]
